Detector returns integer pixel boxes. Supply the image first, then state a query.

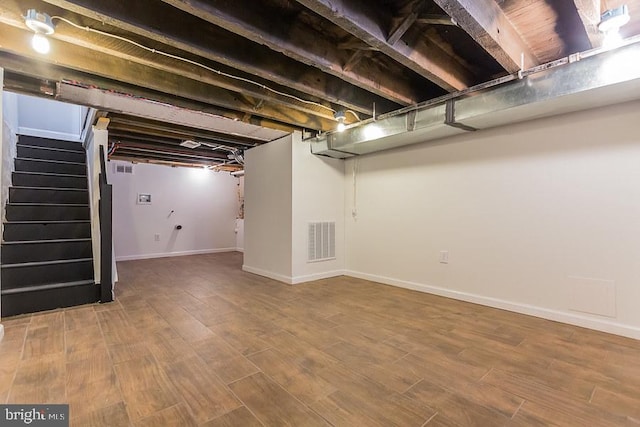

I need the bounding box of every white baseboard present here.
[291,270,345,285]
[242,265,294,284]
[242,265,344,285]
[235,247,244,253]
[0,324,4,342]
[116,248,237,262]
[345,270,640,340]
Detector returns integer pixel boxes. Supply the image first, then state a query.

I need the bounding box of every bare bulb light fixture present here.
[598,5,630,48]
[24,9,55,54]
[334,110,346,132]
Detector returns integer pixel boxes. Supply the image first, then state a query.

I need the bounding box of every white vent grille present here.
[308,222,336,263]
[113,163,134,174]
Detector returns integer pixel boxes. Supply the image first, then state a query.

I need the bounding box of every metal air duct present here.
[311,39,640,158]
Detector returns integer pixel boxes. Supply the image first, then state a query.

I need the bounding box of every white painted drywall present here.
[243,135,293,281]
[0,67,4,336]
[16,94,88,142]
[291,133,345,282]
[243,132,345,284]
[235,176,244,251]
[344,100,640,339]
[2,94,18,215]
[108,161,238,260]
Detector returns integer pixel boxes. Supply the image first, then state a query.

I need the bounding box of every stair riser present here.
[15,159,86,175]
[18,136,85,152]
[12,172,87,189]
[9,188,89,204]
[1,261,94,289]
[1,284,100,317]
[17,146,86,163]
[2,241,92,263]
[6,205,90,221]
[3,223,91,241]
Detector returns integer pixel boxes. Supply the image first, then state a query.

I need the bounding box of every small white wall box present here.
[137,193,152,204]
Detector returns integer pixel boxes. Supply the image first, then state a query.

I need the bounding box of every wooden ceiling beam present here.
[107,140,230,161]
[295,0,474,92]
[0,23,336,130]
[387,0,424,46]
[40,0,393,116]
[110,150,223,166]
[573,0,603,48]
[415,15,457,26]
[107,115,264,147]
[0,5,337,122]
[160,0,423,107]
[2,58,295,133]
[432,0,539,72]
[107,127,253,152]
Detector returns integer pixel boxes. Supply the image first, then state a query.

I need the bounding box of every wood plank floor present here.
[1,252,640,426]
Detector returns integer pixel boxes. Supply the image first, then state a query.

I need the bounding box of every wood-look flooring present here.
[1,252,640,426]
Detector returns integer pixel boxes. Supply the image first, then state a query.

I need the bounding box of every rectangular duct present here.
[311,40,640,158]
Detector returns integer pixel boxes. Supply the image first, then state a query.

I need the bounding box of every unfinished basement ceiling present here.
[1,0,640,165]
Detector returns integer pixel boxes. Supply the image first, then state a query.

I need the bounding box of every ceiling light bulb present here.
[31,33,50,54]
[603,30,624,48]
[334,110,347,132]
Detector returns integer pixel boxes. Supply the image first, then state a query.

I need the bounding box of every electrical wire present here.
[50,16,344,118]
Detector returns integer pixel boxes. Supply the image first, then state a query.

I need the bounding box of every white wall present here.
[2,93,18,215]
[0,67,4,339]
[291,133,345,282]
[235,176,244,251]
[243,132,345,284]
[243,135,293,281]
[16,94,88,142]
[344,99,640,339]
[108,161,238,261]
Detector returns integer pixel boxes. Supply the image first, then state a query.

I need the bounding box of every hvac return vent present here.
[113,163,134,175]
[308,222,336,263]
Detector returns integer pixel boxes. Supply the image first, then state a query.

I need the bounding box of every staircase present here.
[1,135,100,317]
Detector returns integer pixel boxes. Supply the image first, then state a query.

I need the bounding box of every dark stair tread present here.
[1,280,95,295]
[17,144,86,154]
[17,135,85,150]
[13,171,86,178]
[7,203,89,207]
[16,157,86,166]
[2,257,93,269]
[11,186,88,192]
[4,220,90,224]
[2,238,92,245]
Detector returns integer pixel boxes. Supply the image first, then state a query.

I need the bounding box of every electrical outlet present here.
[154,234,160,242]
[439,250,449,264]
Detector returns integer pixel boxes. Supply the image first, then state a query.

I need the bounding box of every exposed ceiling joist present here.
[432,0,539,72]
[294,0,474,91]
[2,58,294,133]
[0,23,336,130]
[387,1,424,45]
[573,0,603,47]
[40,0,393,117]
[107,115,263,148]
[160,0,425,107]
